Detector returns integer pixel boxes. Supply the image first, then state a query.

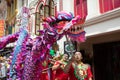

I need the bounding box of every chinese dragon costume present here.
[0,7,86,80]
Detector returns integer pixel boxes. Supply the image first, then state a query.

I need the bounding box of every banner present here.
[64,41,77,55]
[0,20,4,37]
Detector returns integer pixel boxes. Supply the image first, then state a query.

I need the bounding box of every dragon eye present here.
[73,28,75,32]
[80,27,82,30]
[77,27,79,30]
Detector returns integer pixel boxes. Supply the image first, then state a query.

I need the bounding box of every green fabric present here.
[49,49,55,56]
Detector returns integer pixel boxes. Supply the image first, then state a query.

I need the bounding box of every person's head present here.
[0,57,3,62]
[74,51,83,62]
[62,53,69,61]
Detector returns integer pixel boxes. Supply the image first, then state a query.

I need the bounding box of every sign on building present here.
[0,20,4,37]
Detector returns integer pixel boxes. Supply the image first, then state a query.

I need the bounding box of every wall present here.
[85,17,120,37]
[84,8,120,37]
[79,31,120,58]
[62,0,74,14]
[56,0,74,14]
[79,7,120,60]
[87,0,100,19]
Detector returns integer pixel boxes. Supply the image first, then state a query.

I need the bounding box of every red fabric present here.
[69,64,78,80]
[40,60,49,80]
[54,68,69,80]
[84,66,93,80]
[54,61,69,80]
[88,66,93,77]
[40,72,48,80]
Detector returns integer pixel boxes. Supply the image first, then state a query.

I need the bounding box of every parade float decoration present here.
[0,7,86,80]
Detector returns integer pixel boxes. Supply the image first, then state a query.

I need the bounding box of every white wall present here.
[84,8,120,36]
[57,36,66,54]
[85,16,120,37]
[56,0,60,11]
[30,15,36,38]
[62,0,74,14]
[56,0,74,14]
[17,0,22,13]
[86,0,100,19]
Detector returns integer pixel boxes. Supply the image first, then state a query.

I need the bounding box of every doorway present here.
[93,41,120,80]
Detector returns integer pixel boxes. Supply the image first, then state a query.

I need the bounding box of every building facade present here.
[81,0,120,80]
[28,0,57,38]
[0,0,29,56]
[0,0,7,37]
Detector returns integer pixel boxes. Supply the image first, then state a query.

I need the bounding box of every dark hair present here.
[73,49,84,55]
[79,50,85,58]
[78,50,92,64]
[63,53,70,58]
[74,51,85,62]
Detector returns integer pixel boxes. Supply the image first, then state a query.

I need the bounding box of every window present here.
[76,0,80,5]
[99,0,120,13]
[11,3,14,15]
[35,0,55,35]
[35,12,40,35]
[22,0,25,6]
[114,0,120,8]
[44,5,49,17]
[14,0,17,9]
[35,3,44,35]
[74,0,87,18]
[44,0,55,17]
[50,0,54,16]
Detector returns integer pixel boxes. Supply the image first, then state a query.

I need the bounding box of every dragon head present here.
[42,11,86,43]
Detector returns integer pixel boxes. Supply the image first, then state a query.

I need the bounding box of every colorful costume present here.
[54,61,69,80]
[69,63,92,80]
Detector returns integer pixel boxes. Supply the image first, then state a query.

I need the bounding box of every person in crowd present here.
[0,57,7,80]
[52,53,69,80]
[64,51,93,80]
